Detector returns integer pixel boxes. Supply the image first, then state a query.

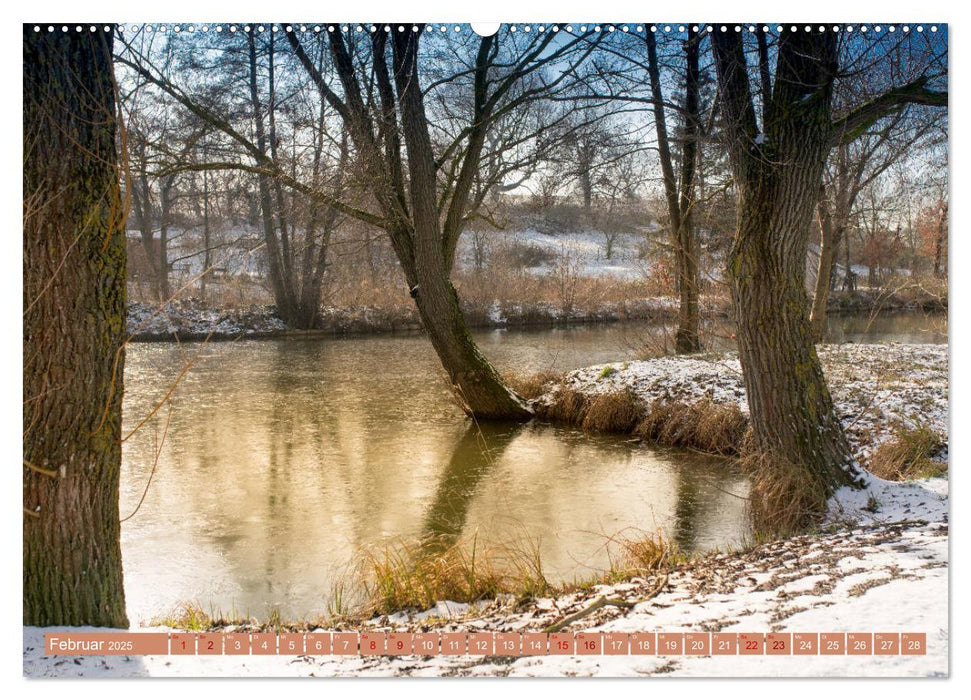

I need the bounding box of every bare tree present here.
[118,25,600,419]
[645,27,703,353]
[809,86,943,338]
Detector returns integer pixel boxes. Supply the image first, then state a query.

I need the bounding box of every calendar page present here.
[21,9,950,681]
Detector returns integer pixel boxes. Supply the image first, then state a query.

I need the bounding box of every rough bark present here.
[23,25,129,627]
[711,30,865,492]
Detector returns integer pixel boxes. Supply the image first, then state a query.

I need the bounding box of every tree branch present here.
[831,79,947,146]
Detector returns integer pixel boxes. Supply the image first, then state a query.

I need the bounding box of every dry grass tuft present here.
[150,600,280,631]
[358,535,552,616]
[581,390,646,433]
[868,425,946,481]
[541,385,591,426]
[635,400,748,455]
[505,370,563,401]
[740,448,830,538]
[151,601,215,631]
[620,530,680,573]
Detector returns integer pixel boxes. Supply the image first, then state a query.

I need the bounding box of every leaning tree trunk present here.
[23,25,129,627]
[411,257,531,419]
[391,31,531,420]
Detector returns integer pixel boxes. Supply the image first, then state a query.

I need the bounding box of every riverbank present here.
[526,343,948,470]
[127,290,945,342]
[126,296,709,341]
[23,474,949,677]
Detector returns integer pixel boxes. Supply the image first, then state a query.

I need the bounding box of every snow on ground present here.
[23,467,949,678]
[457,229,652,280]
[126,294,713,340]
[23,485,948,677]
[559,343,948,464]
[128,301,286,339]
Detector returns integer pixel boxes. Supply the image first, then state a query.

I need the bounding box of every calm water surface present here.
[120,311,944,621]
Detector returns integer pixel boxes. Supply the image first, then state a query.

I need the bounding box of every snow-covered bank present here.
[23,478,948,677]
[126,296,714,341]
[557,343,948,465]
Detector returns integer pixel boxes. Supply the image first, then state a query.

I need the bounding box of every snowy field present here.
[150,227,658,282]
[457,229,653,280]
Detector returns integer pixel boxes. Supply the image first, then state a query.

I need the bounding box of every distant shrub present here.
[493,240,557,270]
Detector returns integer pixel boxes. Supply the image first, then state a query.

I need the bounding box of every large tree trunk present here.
[732,188,858,487]
[712,30,865,514]
[23,25,129,627]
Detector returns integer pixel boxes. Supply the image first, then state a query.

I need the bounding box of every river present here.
[119,311,945,622]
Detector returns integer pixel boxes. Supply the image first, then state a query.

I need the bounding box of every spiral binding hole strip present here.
[32,24,942,35]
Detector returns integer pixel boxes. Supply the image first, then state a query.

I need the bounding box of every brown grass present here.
[541,385,591,425]
[581,390,646,433]
[740,448,830,538]
[358,535,552,617]
[635,400,748,455]
[158,529,695,625]
[538,384,750,457]
[620,530,680,573]
[505,370,563,401]
[868,425,946,481]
